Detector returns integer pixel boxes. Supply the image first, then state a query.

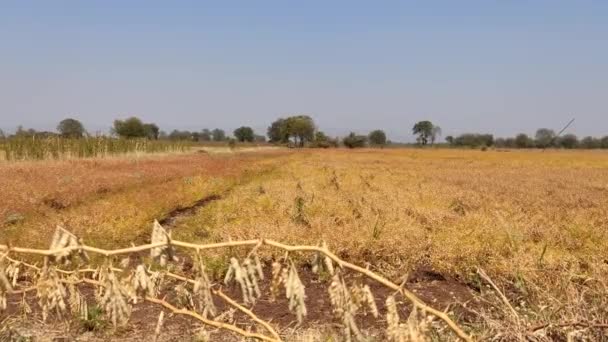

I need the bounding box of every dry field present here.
[1,148,608,341]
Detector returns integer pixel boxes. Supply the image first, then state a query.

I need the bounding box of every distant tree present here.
[113,117,147,138]
[143,123,160,140]
[430,126,442,145]
[515,133,533,148]
[368,130,387,146]
[0,129,6,140]
[286,115,315,147]
[557,134,579,149]
[234,126,255,142]
[199,129,212,141]
[158,130,168,139]
[535,128,556,148]
[57,118,85,138]
[191,132,201,141]
[601,136,608,149]
[311,131,337,148]
[445,136,454,145]
[267,118,289,143]
[412,121,435,146]
[342,132,367,148]
[267,115,316,147]
[453,134,494,147]
[254,134,266,143]
[580,136,600,149]
[503,137,516,148]
[212,128,226,141]
[169,130,192,140]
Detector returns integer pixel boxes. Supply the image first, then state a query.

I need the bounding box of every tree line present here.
[2,116,606,150]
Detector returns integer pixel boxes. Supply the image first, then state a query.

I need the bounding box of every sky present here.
[1,1,607,141]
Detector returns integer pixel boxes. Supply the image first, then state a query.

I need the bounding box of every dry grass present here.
[0,150,288,248]
[174,148,608,339]
[2,148,608,340]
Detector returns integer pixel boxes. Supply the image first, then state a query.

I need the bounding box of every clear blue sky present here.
[1,1,607,141]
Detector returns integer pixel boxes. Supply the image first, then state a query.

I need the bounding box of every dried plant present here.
[150,220,177,266]
[311,241,334,276]
[49,226,88,265]
[224,257,261,305]
[193,253,216,317]
[0,256,12,311]
[98,266,132,327]
[36,262,68,321]
[285,262,307,324]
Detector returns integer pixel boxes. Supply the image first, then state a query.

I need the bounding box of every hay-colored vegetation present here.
[2,148,608,340]
[0,136,188,161]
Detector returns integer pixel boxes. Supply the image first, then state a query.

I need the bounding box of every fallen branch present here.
[214,289,283,341]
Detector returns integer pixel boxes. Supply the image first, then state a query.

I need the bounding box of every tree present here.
[445,136,454,145]
[286,115,315,147]
[113,117,146,138]
[0,129,6,140]
[57,118,85,138]
[412,121,435,146]
[169,130,192,140]
[368,130,387,146]
[311,131,337,148]
[342,132,367,148]
[199,129,212,141]
[453,134,494,147]
[267,115,316,147]
[234,126,255,142]
[212,128,226,141]
[254,135,266,143]
[557,134,579,149]
[535,128,556,148]
[580,136,600,149]
[267,118,289,143]
[601,136,608,149]
[143,123,160,140]
[515,133,533,148]
[430,125,442,145]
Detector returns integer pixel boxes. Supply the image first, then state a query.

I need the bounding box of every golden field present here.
[2,148,608,340]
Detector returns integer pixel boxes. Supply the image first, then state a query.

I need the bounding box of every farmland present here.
[1,148,608,341]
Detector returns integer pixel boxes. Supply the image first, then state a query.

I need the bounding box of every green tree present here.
[267,118,289,143]
[601,136,608,149]
[199,129,212,141]
[445,136,454,145]
[580,136,600,149]
[267,115,316,147]
[212,128,226,141]
[515,133,533,148]
[57,118,86,138]
[342,132,367,148]
[143,123,160,140]
[113,117,146,138]
[430,125,442,145]
[412,121,434,146]
[557,134,579,149]
[234,126,255,142]
[535,128,556,148]
[286,115,315,147]
[368,130,387,146]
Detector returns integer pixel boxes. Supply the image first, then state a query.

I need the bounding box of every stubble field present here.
[1,148,607,341]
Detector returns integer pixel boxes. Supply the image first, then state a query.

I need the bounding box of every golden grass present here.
[2,148,608,338]
[0,151,289,248]
[172,148,608,337]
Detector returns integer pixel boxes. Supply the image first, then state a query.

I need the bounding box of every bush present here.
[342,132,367,148]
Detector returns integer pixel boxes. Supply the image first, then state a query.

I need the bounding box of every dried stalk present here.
[214,289,283,341]
[1,236,471,341]
[145,296,280,342]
